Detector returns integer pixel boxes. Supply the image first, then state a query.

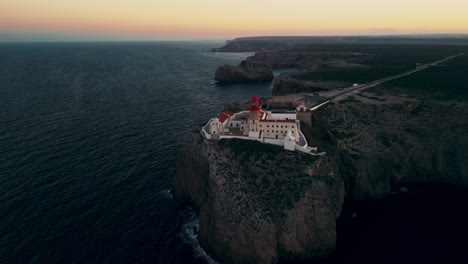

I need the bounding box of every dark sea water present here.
[0,42,271,264]
[1,42,467,264]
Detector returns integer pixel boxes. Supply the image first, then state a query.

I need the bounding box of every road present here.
[329,53,465,102]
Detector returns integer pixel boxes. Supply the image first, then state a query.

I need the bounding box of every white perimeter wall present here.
[263,138,285,146]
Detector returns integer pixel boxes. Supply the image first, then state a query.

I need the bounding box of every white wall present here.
[263,138,284,146]
[248,131,260,138]
[284,134,295,151]
[258,121,298,139]
[201,127,212,139]
[219,135,262,142]
[295,145,310,153]
[226,120,245,129]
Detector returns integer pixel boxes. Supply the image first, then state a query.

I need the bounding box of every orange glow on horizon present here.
[1,0,468,39]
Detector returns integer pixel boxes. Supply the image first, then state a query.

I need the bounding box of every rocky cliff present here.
[215,51,367,85]
[173,99,468,263]
[317,100,468,200]
[173,133,344,263]
[214,60,273,83]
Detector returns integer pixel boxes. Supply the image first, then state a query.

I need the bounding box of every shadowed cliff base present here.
[286,183,468,264]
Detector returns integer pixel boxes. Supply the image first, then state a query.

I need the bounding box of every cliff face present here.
[315,100,468,200]
[173,100,468,263]
[272,74,310,96]
[173,135,344,263]
[214,51,362,84]
[214,60,273,83]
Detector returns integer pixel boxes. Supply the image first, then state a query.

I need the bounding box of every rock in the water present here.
[214,60,273,83]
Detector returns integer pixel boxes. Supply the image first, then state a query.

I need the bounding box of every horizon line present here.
[1,32,468,43]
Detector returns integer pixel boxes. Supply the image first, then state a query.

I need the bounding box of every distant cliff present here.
[215,51,362,84]
[215,60,273,83]
[214,36,468,52]
[173,99,468,263]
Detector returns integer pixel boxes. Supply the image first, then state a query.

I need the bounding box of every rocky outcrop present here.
[214,60,273,83]
[314,100,468,200]
[272,74,311,96]
[173,99,467,263]
[173,135,344,263]
[214,51,366,84]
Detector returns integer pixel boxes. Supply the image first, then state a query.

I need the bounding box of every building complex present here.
[201,96,317,154]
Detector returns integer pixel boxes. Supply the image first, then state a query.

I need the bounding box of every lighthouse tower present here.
[247,95,261,138]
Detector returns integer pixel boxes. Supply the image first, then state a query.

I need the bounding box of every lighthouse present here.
[247,95,261,138]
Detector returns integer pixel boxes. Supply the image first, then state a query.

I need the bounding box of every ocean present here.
[0,42,273,263]
[1,42,467,264]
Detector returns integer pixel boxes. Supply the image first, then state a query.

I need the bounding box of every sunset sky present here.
[1,0,468,41]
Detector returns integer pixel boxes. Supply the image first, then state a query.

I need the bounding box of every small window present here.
[267,130,269,133]
[252,129,254,132]
[286,118,289,120]
[281,125,283,128]
[285,125,288,128]
[276,125,279,128]
[230,123,233,127]
[292,126,295,128]
[236,123,239,127]
[212,131,216,134]
[260,125,262,128]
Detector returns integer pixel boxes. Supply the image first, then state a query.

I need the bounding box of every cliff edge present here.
[214,60,273,83]
[319,100,468,200]
[173,133,344,263]
[173,99,467,263]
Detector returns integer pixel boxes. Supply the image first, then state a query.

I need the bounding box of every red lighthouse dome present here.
[250,95,259,103]
[249,95,260,111]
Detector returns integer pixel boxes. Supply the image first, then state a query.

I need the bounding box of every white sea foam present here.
[158,189,173,200]
[179,209,219,264]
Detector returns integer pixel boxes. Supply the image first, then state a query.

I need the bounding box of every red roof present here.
[250,95,259,103]
[217,111,234,123]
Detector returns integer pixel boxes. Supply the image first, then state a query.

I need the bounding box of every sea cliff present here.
[173,99,468,263]
[173,133,344,263]
[214,51,366,84]
[214,60,273,83]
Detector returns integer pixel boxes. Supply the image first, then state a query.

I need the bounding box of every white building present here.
[202,96,316,154]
